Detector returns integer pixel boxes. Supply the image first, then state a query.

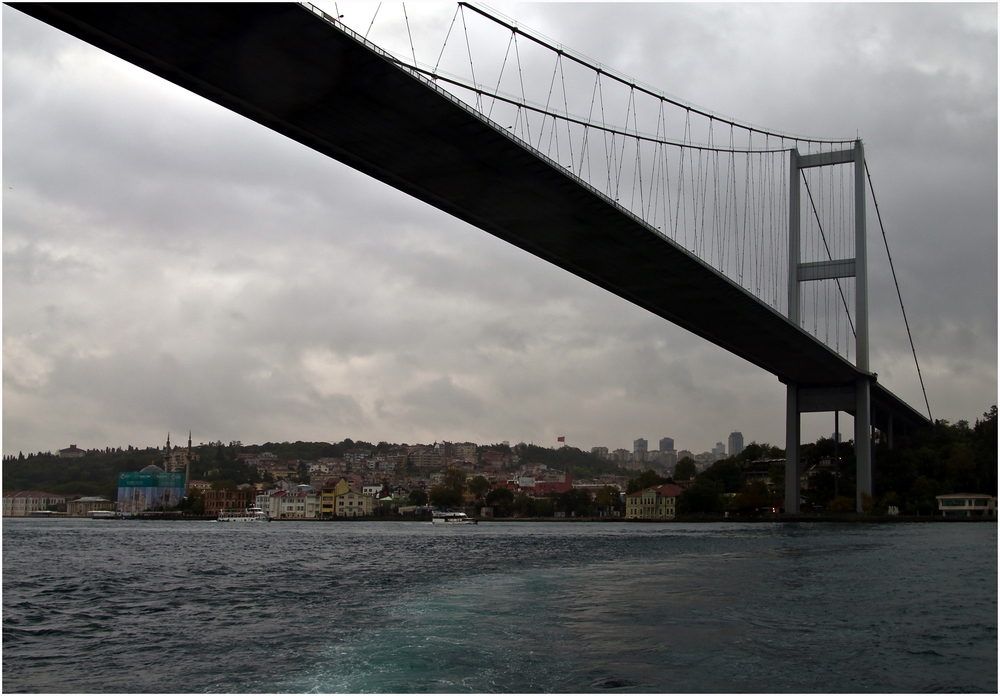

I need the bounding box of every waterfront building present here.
[203,487,255,518]
[256,492,274,519]
[936,494,997,518]
[269,490,320,519]
[117,465,186,513]
[3,491,68,517]
[66,496,115,517]
[320,479,351,518]
[335,491,374,517]
[625,484,683,520]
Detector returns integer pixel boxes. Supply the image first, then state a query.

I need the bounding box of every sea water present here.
[3,519,996,693]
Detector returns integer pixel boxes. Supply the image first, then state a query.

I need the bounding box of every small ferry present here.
[431,510,478,525]
[218,505,268,522]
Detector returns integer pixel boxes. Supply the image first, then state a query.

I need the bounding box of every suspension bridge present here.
[15,3,932,513]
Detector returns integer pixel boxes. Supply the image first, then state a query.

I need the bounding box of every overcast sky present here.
[3,3,996,458]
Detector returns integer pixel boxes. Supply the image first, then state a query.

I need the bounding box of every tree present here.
[626,469,671,494]
[512,492,536,517]
[442,467,467,497]
[467,475,491,501]
[699,458,743,493]
[732,481,772,514]
[295,461,310,484]
[676,479,724,515]
[673,457,697,480]
[485,487,515,516]
[826,496,854,512]
[554,488,593,517]
[595,485,623,513]
[408,488,428,506]
[428,483,463,509]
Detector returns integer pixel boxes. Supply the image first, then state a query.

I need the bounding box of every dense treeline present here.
[509,443,634,479]
[658,406,998,516]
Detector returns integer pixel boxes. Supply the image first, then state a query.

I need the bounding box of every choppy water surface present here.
[3,520,996,693]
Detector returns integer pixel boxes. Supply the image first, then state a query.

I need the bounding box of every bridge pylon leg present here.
[785,382,800,515]
[855,376,872,513]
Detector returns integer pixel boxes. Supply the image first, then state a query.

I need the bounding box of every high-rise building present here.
[728,431,744,457]
[659,437,674,452]
[712,442,726,460]
[661,449,677,469]
[633,438,648,462]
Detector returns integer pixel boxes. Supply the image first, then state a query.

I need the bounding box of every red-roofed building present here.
[626,484,683,520]
[533,478,573,496]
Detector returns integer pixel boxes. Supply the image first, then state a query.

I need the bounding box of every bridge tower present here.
[785,141,871,514]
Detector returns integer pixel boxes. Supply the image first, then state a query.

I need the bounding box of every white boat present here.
[431,510,478,525]
[218,505,268,522]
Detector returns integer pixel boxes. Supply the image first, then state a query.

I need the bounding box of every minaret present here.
[165,432,171,470]
[185,431,192,495]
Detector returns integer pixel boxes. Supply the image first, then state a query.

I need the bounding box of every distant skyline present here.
[3,4,996,457]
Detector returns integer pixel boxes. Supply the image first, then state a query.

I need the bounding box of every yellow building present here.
[335,491,373,518]
[626,484,683,520]
[321,478,351,519]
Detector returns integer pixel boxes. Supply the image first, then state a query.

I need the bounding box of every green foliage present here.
[553,488,593,516]
[250,441,341,461]
[428,483,463,508]
[731,481,775,514]
[677,478,724,515]
[698,458,744,493]
[595,485,623,512]
[485,487,515,516]
[3,449,153,500]
[673,457,697,480]
[467,475,491,500]
[513,444,632,479]
[626,469,671,494]
[511,492,536,517]
[739,442,784,462]
[826,496,855,512]
[407,487,428,506]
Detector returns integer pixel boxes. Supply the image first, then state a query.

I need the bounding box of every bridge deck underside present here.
[16,3,929,434]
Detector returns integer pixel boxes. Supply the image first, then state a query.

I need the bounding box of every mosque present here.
[115,432,196,513]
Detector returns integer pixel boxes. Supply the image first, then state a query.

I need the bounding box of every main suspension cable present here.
[866,163,932,421]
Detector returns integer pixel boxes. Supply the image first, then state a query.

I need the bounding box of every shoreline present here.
[8,513,994,523]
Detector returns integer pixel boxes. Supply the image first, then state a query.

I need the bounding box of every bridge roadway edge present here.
[12,3,929,435]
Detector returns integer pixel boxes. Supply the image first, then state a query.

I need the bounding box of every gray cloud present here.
[3,4,995,457]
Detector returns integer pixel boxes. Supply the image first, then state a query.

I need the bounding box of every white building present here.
[936,494,996,518]
[3,491,67,516]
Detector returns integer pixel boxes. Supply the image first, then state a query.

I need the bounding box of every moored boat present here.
[431,510,478,525]
[218,504,268,522]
